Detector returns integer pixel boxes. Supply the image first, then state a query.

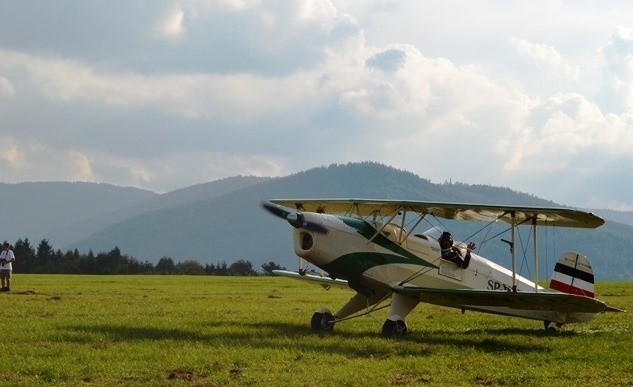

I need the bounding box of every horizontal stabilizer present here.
[392,286,623,314]
[272,270,349,289]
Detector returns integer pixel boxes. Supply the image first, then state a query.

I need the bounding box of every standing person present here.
[0,241,15,292]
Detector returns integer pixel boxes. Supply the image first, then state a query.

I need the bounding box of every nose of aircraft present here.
[262,202,327,234]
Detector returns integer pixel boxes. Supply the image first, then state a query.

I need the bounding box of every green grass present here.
[1,275,632,386]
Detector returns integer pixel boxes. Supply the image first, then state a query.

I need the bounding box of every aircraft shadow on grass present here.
[64,322,554,356]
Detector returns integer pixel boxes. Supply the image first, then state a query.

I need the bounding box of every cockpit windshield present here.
[417,226,446,242]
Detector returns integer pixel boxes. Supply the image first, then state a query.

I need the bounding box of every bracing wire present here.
[516,226,532,280]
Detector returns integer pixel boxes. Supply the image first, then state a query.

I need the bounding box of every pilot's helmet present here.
[439,231,453,248]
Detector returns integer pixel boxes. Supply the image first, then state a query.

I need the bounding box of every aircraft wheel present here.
[544,320,562,333]
[381,318,408,338]
[311,311,334,331]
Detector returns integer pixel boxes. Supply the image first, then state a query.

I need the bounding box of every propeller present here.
[262,202,327,234]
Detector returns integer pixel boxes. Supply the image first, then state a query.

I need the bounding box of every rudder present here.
[549,252,595,298]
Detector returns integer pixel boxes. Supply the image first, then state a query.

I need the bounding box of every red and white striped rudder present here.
[549,252,595,298]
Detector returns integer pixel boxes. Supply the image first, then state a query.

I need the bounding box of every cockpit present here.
[375,223,447,246]
[377,222,406,243]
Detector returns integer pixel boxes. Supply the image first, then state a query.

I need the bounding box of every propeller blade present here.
[262,202,327,234]
[261,202,291,219]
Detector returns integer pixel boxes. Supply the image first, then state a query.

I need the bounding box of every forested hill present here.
[0,182,156,243]
[46,176,270,247]
[66,162,633,280]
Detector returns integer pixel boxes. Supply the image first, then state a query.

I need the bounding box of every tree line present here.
[10,238,286,276]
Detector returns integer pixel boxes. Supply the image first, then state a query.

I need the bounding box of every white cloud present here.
[212,0,261,12]
[2,1,633,209]
[0,139,92,182]
[0,137,24,168]
[498,92,633,174]
[158,6,186,38]
[68,151,94,181]
[512,38,579,80]
[0,76,15,97]
[299,0,357,33]
[587,196,633,211]
[0,49,280,119]
[139,151,287,193]
[598,26,633,113]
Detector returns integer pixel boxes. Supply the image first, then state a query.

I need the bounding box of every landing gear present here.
[381,317,408,338]
[311,309,335,331]
[543,320,564,333]
[378,293,417,338]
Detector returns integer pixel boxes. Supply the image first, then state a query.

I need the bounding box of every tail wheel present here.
[311,311,335,331]
[382,318,408,338]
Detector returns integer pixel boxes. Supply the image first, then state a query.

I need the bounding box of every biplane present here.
[263,199,623,337]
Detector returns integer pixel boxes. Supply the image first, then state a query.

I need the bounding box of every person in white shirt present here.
[0,241,15,292]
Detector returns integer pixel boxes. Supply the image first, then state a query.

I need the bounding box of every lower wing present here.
[392,286,624,314]
[272,270,349,289]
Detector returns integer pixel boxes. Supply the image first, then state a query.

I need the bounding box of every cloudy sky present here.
[2,1,633,210]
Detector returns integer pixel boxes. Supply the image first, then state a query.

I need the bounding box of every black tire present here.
[381,319,408,337]
[547,325,560,333]
[311,311,334,331]
[544,320,562,333]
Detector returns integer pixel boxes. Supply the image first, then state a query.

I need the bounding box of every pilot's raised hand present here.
[467,242,476,252]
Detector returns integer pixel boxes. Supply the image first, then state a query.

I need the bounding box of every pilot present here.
[438,231,475,269]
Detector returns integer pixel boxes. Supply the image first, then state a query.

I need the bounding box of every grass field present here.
[0,275,631,386]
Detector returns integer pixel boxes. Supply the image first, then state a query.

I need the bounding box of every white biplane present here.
[263,199,623,337]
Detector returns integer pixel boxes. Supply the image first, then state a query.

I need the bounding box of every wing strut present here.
[402,212,426,242]
[533,217,538,293]
[511,212,517,292]
[507,212,541,293]
[368,208,401,244]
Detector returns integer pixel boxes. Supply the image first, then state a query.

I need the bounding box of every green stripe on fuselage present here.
[321,217,436,279]
[321,252,434,280]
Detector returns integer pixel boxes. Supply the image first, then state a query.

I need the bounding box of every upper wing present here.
[272,270,349,289]
[392,285,624,313]
[270,199,604,229]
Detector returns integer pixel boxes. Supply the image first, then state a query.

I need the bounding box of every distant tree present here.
[207,261,230,276]
[229,259,257,276]
[219,261,229,275]
[81,250,97,274]
[204,262,217,274]
[156,257,176,274]
[61,248,82,274]
[7,239,280,277]
[13,238,36,273]
[36,239,54,258]
[36,239,55,272]
[127,259,154,274]
[261,261,287,275]
[175,260,205,275]
[96,247,124,274]
[52,248,64,271]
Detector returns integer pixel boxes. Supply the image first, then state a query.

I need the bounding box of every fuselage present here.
[291,212,593,323]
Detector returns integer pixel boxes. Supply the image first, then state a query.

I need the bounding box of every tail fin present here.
[549,252,595,298]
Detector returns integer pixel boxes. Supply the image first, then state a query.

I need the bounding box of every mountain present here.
[66,162,633,280]
[0,182,156,243]
[48,176,270,247]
